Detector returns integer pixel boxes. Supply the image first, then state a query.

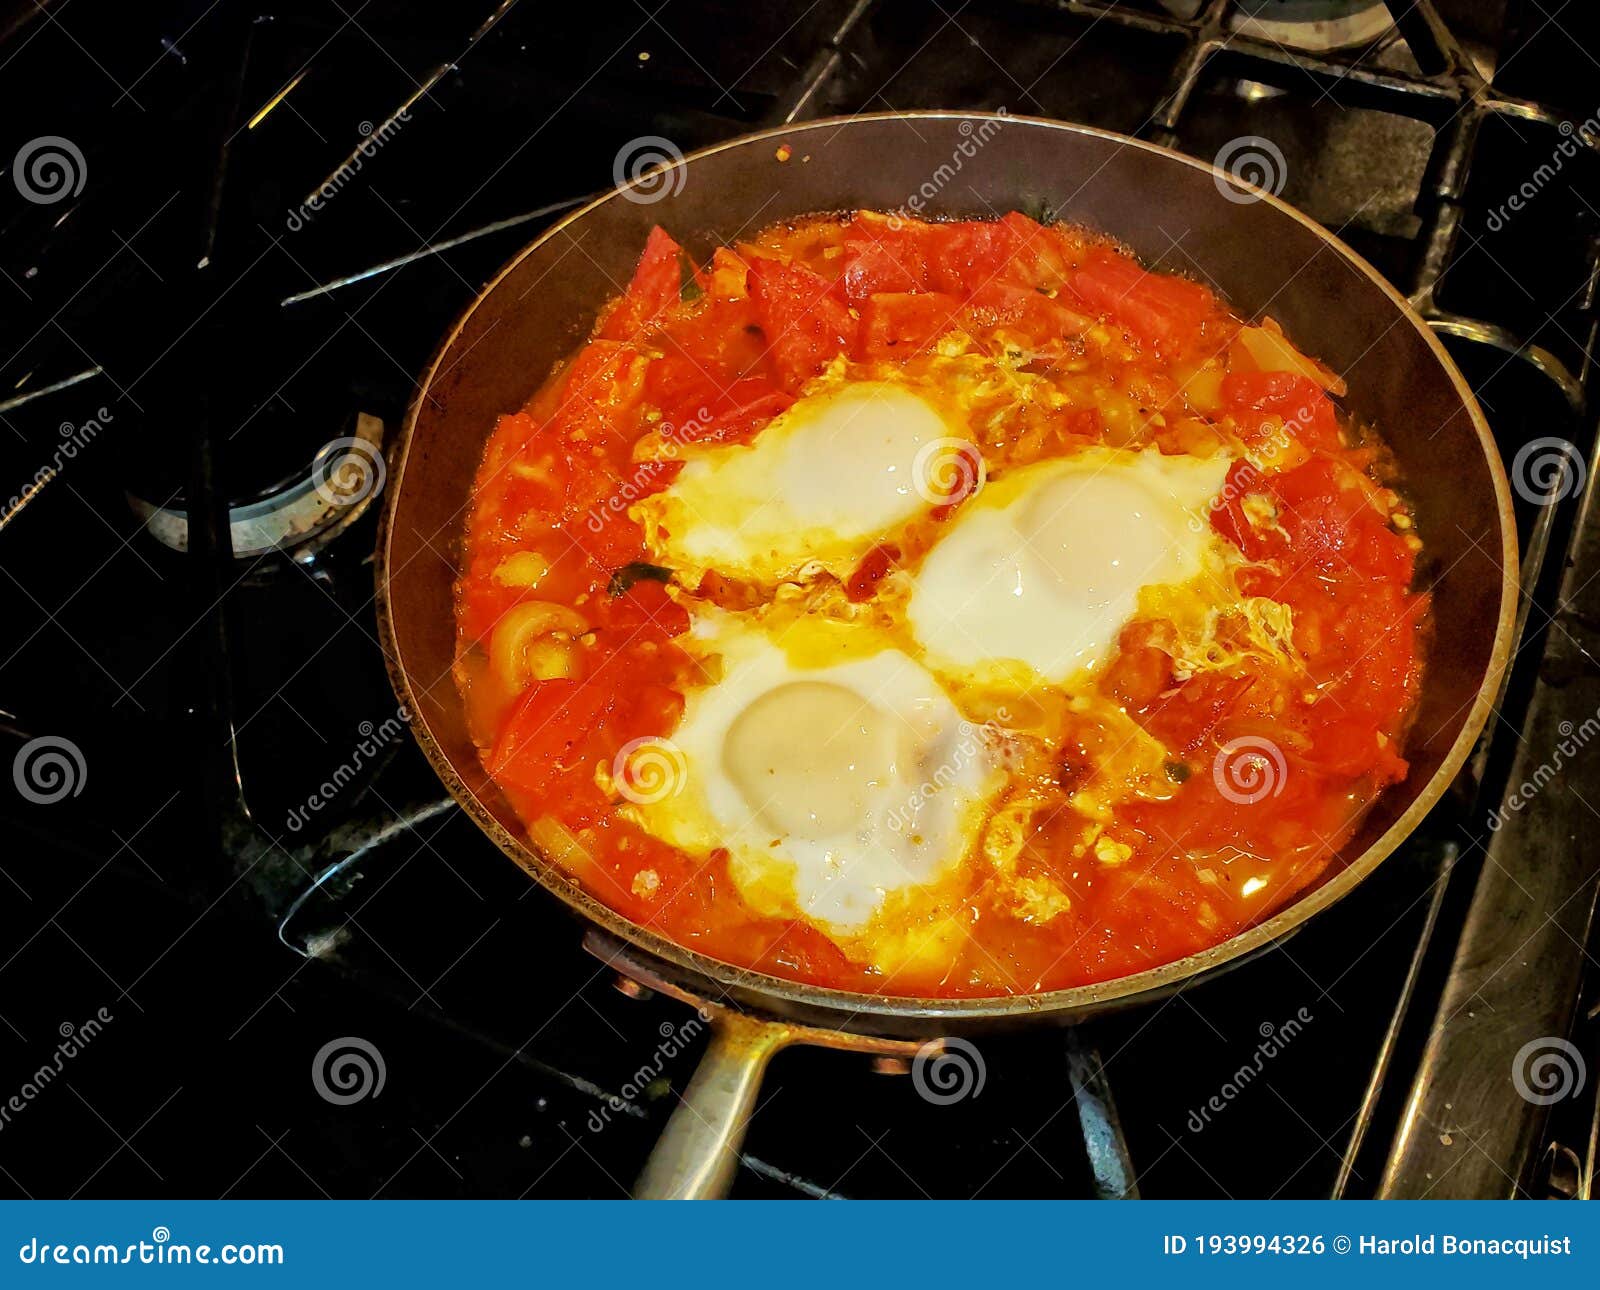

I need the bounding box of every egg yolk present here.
[722,681,907,838]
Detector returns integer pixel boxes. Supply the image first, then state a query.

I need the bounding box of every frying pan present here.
[377,112,1517,1198]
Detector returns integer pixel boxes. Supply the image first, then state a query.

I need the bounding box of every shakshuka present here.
[453,210,1427,997]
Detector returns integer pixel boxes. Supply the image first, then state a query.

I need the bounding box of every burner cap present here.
[1160,0,1393,51]
[128,413,387,558]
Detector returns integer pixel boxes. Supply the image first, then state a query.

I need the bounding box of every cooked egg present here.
[623,613,1002,934]
[632,381,966,584]
[908,447,1234,686]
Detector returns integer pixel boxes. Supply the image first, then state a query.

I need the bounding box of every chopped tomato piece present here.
[747,256,859,390]
[1207,460,1281,562]
[920,219,1007,292]
[844,545,899,601]
[690,379,792,445]
[974,211,1072,289]
[593,577,690,641]
[857,291,964,358]
[963,280,1091,347]
[839,229,931,300]
[1269,458,1414,586]
[1103,642,1174,711]
[571,506,651,574]
[489,664,683,822]
[644,351,793,446]
[550,340,648,446]
[1300,709,1409,781]
[1144,672,1257,755]
[597,226,699,341]
[1221,370,1342,452]
[1067,247,1217,351]
[487,673,619,812]
[1298,581,1426,729]
[509,431,614,522]
[654,295,774,378]
[1211,456,1413,588]
[642,348,712,418]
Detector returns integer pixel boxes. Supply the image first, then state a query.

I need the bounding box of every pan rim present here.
[377,110,1519,1026]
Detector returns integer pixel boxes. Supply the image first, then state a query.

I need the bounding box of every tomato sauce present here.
[454,211,1427,997]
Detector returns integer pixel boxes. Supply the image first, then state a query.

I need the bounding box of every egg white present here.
[907,447,1235,689]
[632,380,967,585]
[621,612,1004,934]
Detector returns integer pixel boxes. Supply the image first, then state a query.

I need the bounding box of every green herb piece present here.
[608,562,673,597]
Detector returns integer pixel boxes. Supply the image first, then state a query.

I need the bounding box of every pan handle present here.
[633,1012,794,1199]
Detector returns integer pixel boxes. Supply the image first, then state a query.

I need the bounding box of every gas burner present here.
[1232,1,1394,51]
[1161,0,1395,51]
[127,412,386,559]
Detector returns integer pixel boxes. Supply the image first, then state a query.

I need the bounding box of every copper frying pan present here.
[377,113,1517,1198]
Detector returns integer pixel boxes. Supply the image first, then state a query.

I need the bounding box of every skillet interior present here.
[378,112,1516,1035]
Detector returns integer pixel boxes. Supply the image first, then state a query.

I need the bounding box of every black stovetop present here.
[2,0,1599,1199]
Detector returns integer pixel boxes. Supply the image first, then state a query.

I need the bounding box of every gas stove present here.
[1,0,1598,1199]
